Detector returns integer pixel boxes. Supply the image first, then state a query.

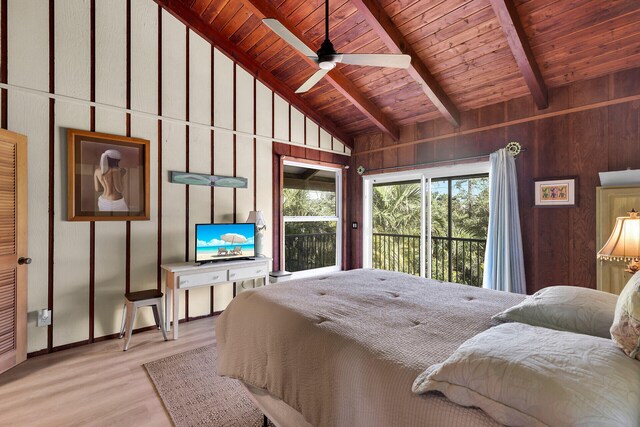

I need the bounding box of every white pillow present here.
[492,285,617,338]
[412,323,640,427]
[611,271,640,360]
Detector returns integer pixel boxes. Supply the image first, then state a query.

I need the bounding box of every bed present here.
[217,268,640,426]
[216,269,525,426]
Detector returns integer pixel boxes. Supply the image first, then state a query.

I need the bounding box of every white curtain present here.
[482,149,526,293]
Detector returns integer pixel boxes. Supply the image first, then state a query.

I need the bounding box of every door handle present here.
[18,257,32,265]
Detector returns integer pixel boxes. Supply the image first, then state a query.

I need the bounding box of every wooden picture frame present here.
[67,129,150,221]
[533,176,578,208]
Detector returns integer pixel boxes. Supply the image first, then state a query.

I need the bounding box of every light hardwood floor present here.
[0,316,219,427]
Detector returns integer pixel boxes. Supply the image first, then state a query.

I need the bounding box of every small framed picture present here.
[533,176,578,207]
[67,129,150,221]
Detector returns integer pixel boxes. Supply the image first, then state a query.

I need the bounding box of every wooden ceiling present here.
[162,0,640,143]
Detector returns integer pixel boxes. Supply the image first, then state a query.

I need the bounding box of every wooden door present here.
[0,129,27,374]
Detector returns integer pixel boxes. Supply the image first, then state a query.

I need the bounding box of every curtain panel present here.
[482,149,526,293]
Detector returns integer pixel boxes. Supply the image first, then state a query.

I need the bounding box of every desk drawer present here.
[229,265,268,281]
[179,271,227,289]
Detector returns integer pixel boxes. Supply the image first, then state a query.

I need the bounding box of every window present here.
[363,163,490,286]
[282,161,342,276]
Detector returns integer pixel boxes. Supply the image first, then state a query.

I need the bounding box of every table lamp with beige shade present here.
[597,209,640,274]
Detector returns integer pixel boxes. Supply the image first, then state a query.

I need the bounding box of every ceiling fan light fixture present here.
[319,61,337,70]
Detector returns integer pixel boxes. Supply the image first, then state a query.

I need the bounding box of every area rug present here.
[144,344,271,427]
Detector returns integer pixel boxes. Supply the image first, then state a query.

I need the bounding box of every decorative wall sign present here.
[67,129,150,221]
[170,171,248,188]
[533,176,578,207]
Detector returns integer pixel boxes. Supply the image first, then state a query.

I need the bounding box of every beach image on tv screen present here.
[196,224,255,261]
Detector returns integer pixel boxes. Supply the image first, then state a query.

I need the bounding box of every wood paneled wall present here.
[0,0,349,355]
[349,67,640,294]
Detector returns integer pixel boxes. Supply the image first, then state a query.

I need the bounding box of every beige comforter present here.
[217,269,525,427]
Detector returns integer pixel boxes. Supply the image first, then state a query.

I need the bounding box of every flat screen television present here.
[195,223,255,263]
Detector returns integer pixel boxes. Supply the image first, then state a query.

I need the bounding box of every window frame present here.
[282,159,343,279]
[362,162,490,280]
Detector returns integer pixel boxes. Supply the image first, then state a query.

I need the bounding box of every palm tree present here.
[372,183,421,235]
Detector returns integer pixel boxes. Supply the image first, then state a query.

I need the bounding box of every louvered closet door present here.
[0,129,27,375]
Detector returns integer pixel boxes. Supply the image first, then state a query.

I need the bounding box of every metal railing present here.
[372,233,486,286]
[431,236,486,287]
[372,233,421,276]
[284,233,336,272]
[283,231,486,285]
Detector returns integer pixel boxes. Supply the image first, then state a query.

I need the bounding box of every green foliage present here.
[283,188,336,217]
[430,178,489,239]
[372,182,421,235]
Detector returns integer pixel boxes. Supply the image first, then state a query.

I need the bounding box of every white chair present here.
[119,289,168,351]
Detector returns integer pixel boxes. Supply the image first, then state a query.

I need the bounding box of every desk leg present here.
[173,288,180,340]
[165,287,172,332]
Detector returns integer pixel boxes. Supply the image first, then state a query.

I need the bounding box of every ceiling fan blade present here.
[262,18,318,59]
[295,69,330,94]
[337,53,412,69]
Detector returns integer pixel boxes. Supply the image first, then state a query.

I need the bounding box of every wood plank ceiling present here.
[166,0,640,140]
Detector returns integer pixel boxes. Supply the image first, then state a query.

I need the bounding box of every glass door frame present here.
[362,162,490,278]
[282,159,343,279]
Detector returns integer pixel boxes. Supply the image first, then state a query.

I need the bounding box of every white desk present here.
[161,257,271,339]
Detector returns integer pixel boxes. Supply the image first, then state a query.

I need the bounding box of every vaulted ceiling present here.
[160,0,640,143]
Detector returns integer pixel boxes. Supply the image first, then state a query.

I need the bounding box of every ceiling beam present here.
[240,0,400,141]
[489,0,548,109]
[349,0,461,128]
[154,0,354,148]
[300,169,319,180]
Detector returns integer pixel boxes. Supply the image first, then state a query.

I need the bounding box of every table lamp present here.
[597,209,640,274]
[246,210,267,257]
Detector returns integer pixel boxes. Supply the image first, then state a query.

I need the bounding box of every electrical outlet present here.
[351,221,358,229]
[37,309,52,327]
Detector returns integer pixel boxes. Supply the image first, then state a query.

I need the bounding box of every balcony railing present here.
[284,231,486,286]
[284,233,336,272]
[372,233,486,287]
[372,233,421,276]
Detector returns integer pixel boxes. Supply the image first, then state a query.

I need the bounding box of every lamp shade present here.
[597,210,640,262]
[246,211,266,229]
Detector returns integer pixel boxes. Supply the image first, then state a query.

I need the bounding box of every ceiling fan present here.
[263,0,412,94]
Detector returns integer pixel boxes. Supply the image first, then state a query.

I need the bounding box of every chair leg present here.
[123,303,137,351]
[119,303,127,339]
[263,414,269,427]
[151,303,161,330]
[154,301,168,342]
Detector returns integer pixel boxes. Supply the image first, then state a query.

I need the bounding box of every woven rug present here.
[144,344,270,427]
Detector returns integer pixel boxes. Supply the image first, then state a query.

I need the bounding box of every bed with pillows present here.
[216,268,640,427]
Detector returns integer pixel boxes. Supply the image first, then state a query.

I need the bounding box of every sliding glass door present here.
[363,163,490,286]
